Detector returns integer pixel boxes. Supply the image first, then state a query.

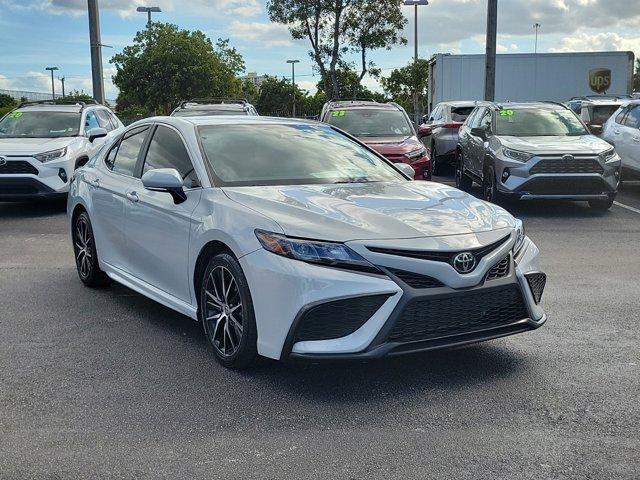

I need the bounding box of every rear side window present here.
[451,106,475,122]
[95,110,114,131]
[623,106,640,129]
[110,126,149,176]
[591,105,620,125]
[142,125,200,188]
[85,111,100,131]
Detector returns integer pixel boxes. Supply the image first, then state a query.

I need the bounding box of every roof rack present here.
[178,98,248,108]
[569,94,631,101]
[327,98,378,104]
[16,99,99,110]
[540,101,571,109]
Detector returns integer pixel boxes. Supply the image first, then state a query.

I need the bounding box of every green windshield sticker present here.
[499,109,514,117]
[9,111,23,119]
[331,110,346,117]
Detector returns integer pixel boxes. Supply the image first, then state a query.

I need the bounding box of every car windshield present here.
[591,105,620,124]
[0,111,81,138]
[198,123,406,186]
[495,108,588,136]
[173,109,246,117]
[326,108,413,137]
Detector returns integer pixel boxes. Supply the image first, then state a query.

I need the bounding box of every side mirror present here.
[87,127,108,143]
[141,168,187,204]
[417,125,433,137]
[395,163,416,179]
[589,124,603,135]
[421,115,429,124]
[471,126,488,140]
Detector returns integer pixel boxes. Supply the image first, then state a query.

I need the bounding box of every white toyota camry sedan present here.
[68,116,547,369]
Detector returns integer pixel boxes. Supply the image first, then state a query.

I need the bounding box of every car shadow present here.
[0,198,67,218]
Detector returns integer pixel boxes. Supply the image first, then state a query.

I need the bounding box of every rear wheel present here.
[455,151,472,191]
[72,212,111,287]
[200,253,258,369]
[589,197,614,212]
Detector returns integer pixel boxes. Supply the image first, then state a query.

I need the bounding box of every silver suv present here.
[456,102,621,211]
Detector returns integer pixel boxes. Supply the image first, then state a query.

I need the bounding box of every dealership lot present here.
[1,183,639,479]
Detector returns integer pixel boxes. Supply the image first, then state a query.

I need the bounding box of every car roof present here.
[13,103,90,113]
[135,115,322,128]
[438,100,486,107]
[325,100,398,110]
[489,101,570,110]
[578,98,629,106]
[179,103,247,111]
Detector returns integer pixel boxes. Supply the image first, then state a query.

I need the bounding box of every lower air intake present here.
[525,272,546,304]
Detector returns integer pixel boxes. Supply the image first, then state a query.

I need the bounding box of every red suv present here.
[320,100,431,180]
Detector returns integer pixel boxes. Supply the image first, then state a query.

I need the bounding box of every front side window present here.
[0,111,80,138]
[95,110,114,131]
[326,108,413,137]
[198,123,406,186]
[142,125,199,188]
[85,111,100,132]
[111,126,149,176]
[623,106,640,129]
[494,108,588,137]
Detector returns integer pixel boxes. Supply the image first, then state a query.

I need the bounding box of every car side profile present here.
[0,100,123,200]
[68,116,546,369]
[566,97,629,136]
[170,98,258,117]
[319,100,431,180]
[456,102,621,211]
[601,100,640,179]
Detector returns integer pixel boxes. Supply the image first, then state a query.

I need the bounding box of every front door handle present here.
[89,178,100,187]
[126,191,139,202]
[633,137,640,143]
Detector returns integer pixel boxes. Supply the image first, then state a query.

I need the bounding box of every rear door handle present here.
[89,178,100,187]
[126,191,139,202]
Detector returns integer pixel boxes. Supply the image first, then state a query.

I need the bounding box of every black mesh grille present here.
[525,273,546,304]
[388,284,528,343]
[486,256,510,281]
[294,294,391,342]
[387,268,444,289]
[518,177,608,196]
[0,161,38,175]
[530,157,603,175]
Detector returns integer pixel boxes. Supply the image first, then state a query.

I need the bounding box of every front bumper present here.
[0,157,73,200]
[241,231,546,361]
[494,153,621,201]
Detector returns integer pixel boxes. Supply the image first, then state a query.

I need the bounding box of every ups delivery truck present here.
[426,51,635,113]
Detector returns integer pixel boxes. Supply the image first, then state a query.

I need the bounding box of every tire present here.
[199,252,258,369]
[482,165,500,204]
[455,150,472,191]
[431,143,441,176]
[72,212,111,288]
[589,197,614,212]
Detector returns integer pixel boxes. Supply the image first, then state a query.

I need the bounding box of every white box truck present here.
[427,51,635,113]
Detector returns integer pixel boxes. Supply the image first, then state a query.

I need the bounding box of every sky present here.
[0,0,639,101]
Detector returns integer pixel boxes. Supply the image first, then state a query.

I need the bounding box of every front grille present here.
[0,185,38,194]
[486,256,510,281]
[387,284,528,343]
[518,177,609,196]
[383,154,406,163]
[530,156,603,175]
[367,234,510,272]
[525,273,546,304]
[294,294,391,342]
[0,160,38,175]
[387,268,444,288]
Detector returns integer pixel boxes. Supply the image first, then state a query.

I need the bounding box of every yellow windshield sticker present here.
[499,109,514,117]
[331,110,346,117]
[9,111,23,119]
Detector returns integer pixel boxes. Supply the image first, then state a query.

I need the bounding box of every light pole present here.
[88,0,105,104]
[404,0,428,126]
[286,59,300,117]
[59,76,66,98]
[484,0,498,101]
[533,23,541,54]
[136,6,162,27]
[45,67,58,100]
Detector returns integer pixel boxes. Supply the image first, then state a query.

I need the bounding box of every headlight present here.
[513,219,526,254]
[502,148,533,162]
[405,146,427,161]
[255,230,380,274]
[599,147,617,162]
[34,147,67,163]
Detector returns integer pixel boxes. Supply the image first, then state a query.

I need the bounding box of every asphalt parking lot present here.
[1,180,639,479]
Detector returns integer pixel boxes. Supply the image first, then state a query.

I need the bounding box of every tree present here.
[0,93,15,108]
[268,0,405,99]
[57,90,93,103]
[111,23,245,114]
[255,75,306,117]
[380,59,430,114]
[315,68,385,101]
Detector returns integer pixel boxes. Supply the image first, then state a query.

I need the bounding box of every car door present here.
[90,125,151,272]
[458,107,478,167]
[615,106,640,173]
[467,107,491,176]
[124,123,203,303]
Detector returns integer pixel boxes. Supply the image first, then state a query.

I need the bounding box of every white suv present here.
[0,100,124,200]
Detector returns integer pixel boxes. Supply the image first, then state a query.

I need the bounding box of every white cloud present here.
[228,21,293,47]
[549,32,640,53]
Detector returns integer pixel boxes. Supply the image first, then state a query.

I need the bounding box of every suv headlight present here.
[599,147,617,162]
[405,146,427,161]
[34,147,67,163]
[502,148,533,162]
[513,219,526,255]
[255,230,380,274]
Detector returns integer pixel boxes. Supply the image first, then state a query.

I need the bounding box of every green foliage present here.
[57,90,94,103]
[110,23,245,114]
[0,93,16,109]
[268,0,405,98]
[315,69,386,102]
[380,59,430,114]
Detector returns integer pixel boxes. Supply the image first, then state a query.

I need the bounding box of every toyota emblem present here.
[0,156,6,167]
[453,252,476,274]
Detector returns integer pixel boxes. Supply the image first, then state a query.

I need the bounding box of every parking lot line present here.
[613,201,640,215]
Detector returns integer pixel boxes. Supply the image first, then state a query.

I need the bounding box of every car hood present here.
[498,135,610,154]
[0,137,73,155]
[223,181,515,242]
[357,136,423,156]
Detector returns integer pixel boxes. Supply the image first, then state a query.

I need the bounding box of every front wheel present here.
[482,165,499,203]
[200,252,258,369]
[589,197,614,212]
[72,212,111,287]
[455,151,472,191]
